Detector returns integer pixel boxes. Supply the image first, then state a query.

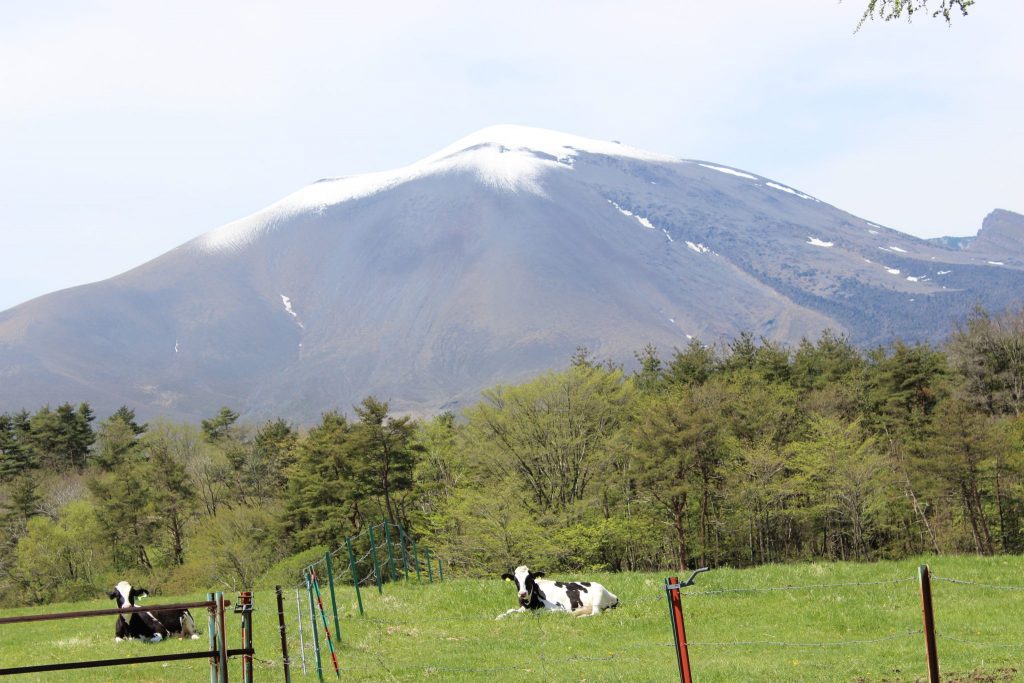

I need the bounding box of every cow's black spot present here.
[520,575,547,610]
[581,582,591,587]
[559,582,589,610]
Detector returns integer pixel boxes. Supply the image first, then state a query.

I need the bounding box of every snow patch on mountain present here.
[281,295,305,329]
[807,237,834,248]
[427,125,677,167]
[608,199,635,219]
[607,199,661,232]
[766,181,815,201]
[198,126,678,251]
[699,163,758,180]
[687,241,710,254]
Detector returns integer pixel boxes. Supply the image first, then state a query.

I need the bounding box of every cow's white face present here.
[503,565,544,605]
[112,581,133,609]
[109,581,147,610]
[512,566,532,600]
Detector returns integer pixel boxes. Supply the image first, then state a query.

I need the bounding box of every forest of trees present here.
[1,305,1022,606]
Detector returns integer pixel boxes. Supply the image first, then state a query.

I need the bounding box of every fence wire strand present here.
[932,575,1024,591]
[681,577,915,597]
[685,630,923,648]
[936,632,1024,649]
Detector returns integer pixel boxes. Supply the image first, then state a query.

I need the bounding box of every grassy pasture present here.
[1,556,1022,682]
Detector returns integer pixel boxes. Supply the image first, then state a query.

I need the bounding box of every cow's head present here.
[502,565,544,606]
[107,581,149,610]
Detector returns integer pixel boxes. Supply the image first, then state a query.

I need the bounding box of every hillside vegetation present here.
[1,306,1023,606]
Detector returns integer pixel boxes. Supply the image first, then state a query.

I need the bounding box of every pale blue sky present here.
[1,1,1021,312]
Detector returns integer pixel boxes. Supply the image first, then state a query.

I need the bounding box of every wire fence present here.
[686,630,923,648]
[932,575,1024,591]
[280,519,449,681]
[681,577,916,597]
[273,565,1024,682]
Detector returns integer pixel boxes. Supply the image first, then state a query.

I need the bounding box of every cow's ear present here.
[501,573,514,582]
[134,588,150,598]
[107,591,119,600]
[532,571,545,579]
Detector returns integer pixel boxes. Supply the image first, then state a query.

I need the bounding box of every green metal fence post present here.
[310,569,341,679]
[398,524,410,580]
[368,524,383,594]
[325,551,341,638]
[426,548,434,583]
[384,520,398,582]
[438,556,444,582]
[306,572,324,683]
[346,536,364,616]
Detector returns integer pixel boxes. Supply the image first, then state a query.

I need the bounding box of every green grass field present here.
[2,556,1023,682]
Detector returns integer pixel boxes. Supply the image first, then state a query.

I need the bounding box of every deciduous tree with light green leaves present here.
[12,500,106,604]
[786,416,896,561]
[465,365,632,514]
[856,0,975,29]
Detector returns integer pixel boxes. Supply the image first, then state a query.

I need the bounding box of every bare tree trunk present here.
[889,437,940,553]
[673,496,688,572]
[994,465,1009,552]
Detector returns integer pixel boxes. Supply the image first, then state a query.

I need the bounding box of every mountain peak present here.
[424,124,678,166]
[195,126,679,252]
[968,208,1024,254]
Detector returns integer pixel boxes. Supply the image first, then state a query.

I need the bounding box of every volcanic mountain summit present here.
[1,125,1021,421]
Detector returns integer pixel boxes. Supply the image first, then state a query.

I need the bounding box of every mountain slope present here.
[1,125,1021,421]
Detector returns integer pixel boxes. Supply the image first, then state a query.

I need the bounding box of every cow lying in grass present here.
[107,581,199,642]
[497,565,619,619]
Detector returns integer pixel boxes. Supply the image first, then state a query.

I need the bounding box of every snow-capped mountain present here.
[1,125,1021,421]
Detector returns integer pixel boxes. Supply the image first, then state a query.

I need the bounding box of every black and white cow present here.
[107,581,199,642]
[497,565,619,619]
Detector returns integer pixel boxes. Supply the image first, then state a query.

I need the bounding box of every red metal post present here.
[310,568,341,678]
[665,577,694,683]
[919,565,940,683]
